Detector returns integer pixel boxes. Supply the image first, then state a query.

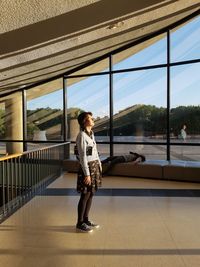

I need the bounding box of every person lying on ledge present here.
[101,152,146,175]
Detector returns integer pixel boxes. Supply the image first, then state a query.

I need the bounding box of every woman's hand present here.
[84,175,91,185]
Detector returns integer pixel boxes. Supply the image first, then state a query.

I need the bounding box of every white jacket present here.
[76,130,101,176]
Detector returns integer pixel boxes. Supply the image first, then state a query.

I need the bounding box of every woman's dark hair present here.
[77,112,93,130]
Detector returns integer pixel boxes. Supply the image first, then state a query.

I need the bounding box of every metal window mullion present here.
[167,30,170,160]
[22,89,27,152]
[38,150,41,183]
[109,55,114,156]
[63,78,67,142]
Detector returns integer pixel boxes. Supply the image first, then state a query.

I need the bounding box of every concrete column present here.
[69,119,79,141]
[5,95,23,154]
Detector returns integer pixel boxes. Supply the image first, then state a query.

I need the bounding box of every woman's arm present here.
[76,132,90,177]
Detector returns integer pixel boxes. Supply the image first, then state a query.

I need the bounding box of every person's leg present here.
[83,192,94,222]
[77,192,91,226]
[83,192,99,228]
[101,156,117,164]
[102,156,125,175]
[110,156,125,165]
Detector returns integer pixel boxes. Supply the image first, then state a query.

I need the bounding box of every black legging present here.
[101,156,125,174]
[77,192,94,225]
[102,156,125,165]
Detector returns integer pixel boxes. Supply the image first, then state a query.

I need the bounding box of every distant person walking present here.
[179,124,187,141]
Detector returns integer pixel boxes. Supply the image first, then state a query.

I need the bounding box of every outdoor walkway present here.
[1,173,200,267]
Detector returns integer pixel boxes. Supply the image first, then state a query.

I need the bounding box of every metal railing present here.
[0,142,70,222]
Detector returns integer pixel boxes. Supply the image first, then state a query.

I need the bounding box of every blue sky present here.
[28,16,200,117]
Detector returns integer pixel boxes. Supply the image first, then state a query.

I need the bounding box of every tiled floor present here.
[1,173,200,266]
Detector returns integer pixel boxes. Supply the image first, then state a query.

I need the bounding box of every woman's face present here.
[84,114,94,128]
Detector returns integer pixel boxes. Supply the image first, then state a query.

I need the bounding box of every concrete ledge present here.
[63,159,200,182]
[107,160,165,179]
[163,161,200,182]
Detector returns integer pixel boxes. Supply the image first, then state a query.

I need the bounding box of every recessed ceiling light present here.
[107,21,124,30]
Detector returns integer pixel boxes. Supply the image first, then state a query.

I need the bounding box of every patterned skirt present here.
[77,160,102,193]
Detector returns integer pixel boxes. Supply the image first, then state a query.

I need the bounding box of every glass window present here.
[113,68,167,143]
[0,101,5,141]
[65,74,109,142]
[0,91,23,155]
[0,142,6,157]
[170,63,200,145]
[113,144,167,160]
[170,145,200,161]
[170,15,200,62]
[113,33,167,70]
[96,143,110,158]
[0,92,23,141]
[26,79,63,141]
[68,58,109,76]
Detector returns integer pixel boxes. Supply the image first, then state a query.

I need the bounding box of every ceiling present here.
[0,0,199,96]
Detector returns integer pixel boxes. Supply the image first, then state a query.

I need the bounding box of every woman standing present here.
[75,112,102,232]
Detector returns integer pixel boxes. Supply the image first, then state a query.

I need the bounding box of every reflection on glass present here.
[0,92,23,154]
[170,145,200,161]
[0,142,6,157]
[26,79,63,141]
[113,144,167,160]
[68,58,109,76]
[66,75,109,142]
[97,143,110,158]
[171,16,200,62]
[170,63,200,145]
[113,33,167,70]
[0,92,23,141]
[27,142,53,151]
[113,69,167,142]
[0,100,5,141]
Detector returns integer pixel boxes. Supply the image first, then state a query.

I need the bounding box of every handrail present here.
[0,142,70,223]
[22,142,70,155]
[0,153,22,161]
[0,142,70,161]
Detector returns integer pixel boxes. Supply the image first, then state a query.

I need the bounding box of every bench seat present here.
[106,160,167,179]
[63,159,200,182]
[163,160,200,182]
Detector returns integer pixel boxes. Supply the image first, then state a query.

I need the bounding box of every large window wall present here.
[65,70,110,156]
[65,14,200,161]
[0,12,199,160]
[26,79,63,149]
[66,74,109,140]
[113,68,167,159]
[170,16,200,62]
[113,33,167,70]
